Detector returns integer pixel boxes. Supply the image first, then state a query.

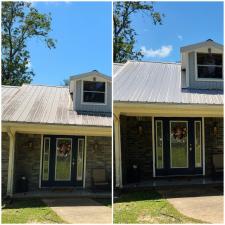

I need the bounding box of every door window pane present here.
[55,138,72,181]
[42,138,50,180]
[155,121,163,169]
[77,139,85,181]
[195,121,202,167]
[170,121,188,168]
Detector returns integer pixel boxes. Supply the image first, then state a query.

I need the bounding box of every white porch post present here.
[202,117,206,176]
[7,129,16,197]
[114,115,122,188]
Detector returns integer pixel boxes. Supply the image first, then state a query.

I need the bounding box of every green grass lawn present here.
[2,198,66,224]
[113,190,206,224]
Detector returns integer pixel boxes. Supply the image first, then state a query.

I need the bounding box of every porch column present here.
[7,129,16,197]
[114,115,122,188]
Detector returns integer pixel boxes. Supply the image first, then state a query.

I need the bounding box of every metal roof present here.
[70,70,111,81]
[113,61,223,105]
[2,84,111,127]
[113,63,124,75]
[180,40,223,52]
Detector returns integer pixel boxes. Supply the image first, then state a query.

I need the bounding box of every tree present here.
[113,2,163,63]
[1,2,56,86]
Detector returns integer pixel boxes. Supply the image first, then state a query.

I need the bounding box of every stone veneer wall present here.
[85,136,111,188]
[120,116,153,184]
[14,134,41,192]
[205,117,223,176]
[2,132,10,196]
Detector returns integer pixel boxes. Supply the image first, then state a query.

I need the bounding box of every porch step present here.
[13,190,111,199]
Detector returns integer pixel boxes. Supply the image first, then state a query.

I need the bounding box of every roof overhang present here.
[180,40,223,53]
[70,71,111,82]
[2,122,112,137]
[114,102,223,118]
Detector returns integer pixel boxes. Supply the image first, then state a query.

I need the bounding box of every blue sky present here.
[133,1,223,62]
[28,2,112,85]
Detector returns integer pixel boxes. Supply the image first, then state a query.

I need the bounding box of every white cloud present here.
[141,45,173,58]
[177,35,183,40]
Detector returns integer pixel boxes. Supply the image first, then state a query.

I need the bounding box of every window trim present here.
[169,121,189,169]
[195,51,223,82]
[155,120,164,169]
[42,137,50,181]
[55,138,73,181]
[77,138,85,181]
[81,80,107,105]
[194,121,202,168]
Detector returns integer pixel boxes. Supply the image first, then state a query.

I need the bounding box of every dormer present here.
[69,70,112,113]
[181,39,223,90]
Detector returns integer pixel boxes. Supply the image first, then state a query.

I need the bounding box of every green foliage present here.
[113,2,163,63]
[1,2,56,86]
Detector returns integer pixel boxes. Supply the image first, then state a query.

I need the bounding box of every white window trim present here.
[155,120,164,169]
[81,80,107,105]
[194,51,223,82]
[170,121,189,169]
[194,121,202,168]
[77,138,85,181]
[42,137,51,181]
[55,138,73,181]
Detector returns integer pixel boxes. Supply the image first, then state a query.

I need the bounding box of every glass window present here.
[55,138,72,181]
[155,121,164,169]
[42,138,50,181]
[197,53,223,79]
[170,121,188,168]
[83,81,105,103]
[195,121,202,167]
[77,139,85,181]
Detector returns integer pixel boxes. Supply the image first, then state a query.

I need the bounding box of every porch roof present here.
[113,61,223,105]
[2,84,111,127]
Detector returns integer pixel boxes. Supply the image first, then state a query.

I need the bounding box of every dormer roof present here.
[70,70,111,82]
[181,39,223,52]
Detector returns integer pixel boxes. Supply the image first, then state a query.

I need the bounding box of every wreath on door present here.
[172,126,187,140]
[57,143,71,158]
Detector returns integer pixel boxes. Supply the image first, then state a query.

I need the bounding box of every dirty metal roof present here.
[113,61,223,105]
[2,84,111,127]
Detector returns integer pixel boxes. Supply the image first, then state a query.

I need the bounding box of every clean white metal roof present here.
[2,84,111,127]
[113,61,223,105]
[113,63,124,75]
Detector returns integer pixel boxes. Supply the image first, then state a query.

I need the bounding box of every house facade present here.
[2,70,112,196]
[114,40,223,187]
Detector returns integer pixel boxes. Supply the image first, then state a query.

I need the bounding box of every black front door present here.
[41,135,85,187]
[155,118,203,176]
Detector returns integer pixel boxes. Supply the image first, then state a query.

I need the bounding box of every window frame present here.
[42,137,51,181]
[77,138,85,181]
[195,51,223,82]
[81,80,107,105]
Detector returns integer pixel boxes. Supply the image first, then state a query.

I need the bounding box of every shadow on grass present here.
[115,184,223,204]
[2,198,47,209]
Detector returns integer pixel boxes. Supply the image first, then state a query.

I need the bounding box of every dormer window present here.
[197,53,223,80]
[82,81,106,104]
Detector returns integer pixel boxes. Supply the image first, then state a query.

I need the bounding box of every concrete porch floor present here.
[13,188,111,199]
[123,177,223,189]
